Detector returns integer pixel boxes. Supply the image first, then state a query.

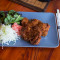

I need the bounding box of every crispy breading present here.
[21,17,29,26]
[38,21,50,36]
[21,18,50,45]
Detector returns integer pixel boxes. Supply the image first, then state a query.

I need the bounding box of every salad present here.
[0,10,24,48]
[0,10,24,24]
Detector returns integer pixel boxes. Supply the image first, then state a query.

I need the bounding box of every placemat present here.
[10,0,49,12]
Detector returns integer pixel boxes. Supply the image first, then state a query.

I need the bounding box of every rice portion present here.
[0,24,18,45]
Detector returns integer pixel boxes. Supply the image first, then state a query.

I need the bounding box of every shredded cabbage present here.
[0,24,18,45]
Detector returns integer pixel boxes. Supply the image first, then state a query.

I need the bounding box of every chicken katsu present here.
[21,18,50,45]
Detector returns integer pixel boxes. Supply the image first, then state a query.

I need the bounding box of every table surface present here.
[0,0,60,60]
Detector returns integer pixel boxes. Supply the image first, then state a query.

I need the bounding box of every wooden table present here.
[0,0,60,60]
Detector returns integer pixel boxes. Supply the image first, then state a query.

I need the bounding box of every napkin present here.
[56,9,60,40]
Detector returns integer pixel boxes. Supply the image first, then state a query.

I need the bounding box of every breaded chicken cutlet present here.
[33,19,50,36]
[21,26,42,45]
[21,18,50,45]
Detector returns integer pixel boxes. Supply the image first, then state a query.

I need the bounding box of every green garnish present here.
[0,11,5,23]
[0,10,24,24]
[4,10,24,24]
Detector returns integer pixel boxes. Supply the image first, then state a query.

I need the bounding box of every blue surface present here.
[0,12,59,48]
